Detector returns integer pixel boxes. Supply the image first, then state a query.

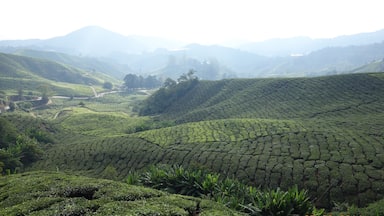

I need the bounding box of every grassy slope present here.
[27,73,384,209]
[0,52,116,96]
[13,49,127,80]
[0,171,243,216]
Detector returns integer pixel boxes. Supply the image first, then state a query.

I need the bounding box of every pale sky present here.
[1,0,383,44]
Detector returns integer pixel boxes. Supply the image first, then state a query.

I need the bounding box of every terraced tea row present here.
[135,118,306,146]
[150,73,384,123]
[32,118,384,208]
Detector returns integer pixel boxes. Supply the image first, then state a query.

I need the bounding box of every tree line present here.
[123,74,163,90]
[139,70,199,115]
[0,117,46,174]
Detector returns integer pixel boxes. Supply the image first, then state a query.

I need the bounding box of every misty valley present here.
[0,26,384,215]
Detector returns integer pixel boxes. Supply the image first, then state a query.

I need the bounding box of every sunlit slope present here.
[150,73,384,123]
[31,73,384,208]
[0,52,110,96]
[0,53,100,84]
[13,49,127,80]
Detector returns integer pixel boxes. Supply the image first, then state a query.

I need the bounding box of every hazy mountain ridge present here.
[0,26,185,56]
[269,41,384,77]
[1,26,384,79]
[240,29,384,56]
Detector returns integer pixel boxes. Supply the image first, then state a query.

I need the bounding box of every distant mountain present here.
[274,42,384,76]
[155,55,235,80]
[40,26,148,55]
[240,29,384,56]
[1,26,384,79]
[178,42,384,77]
[184,44,268,66]
[0,26,185,56]
[164,44,275,77]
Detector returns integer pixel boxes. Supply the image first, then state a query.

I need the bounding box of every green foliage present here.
[102,81,113,90]
[140,76,199,115]
[0,52,110,97]
[58,107,148,137]
[100,165,118,180]
[0,135,42,173]
[123,73,162,90]
[139,73,384,123]
[0,117,18,148]
[8,101,16,111]
[0,117,44,174]
[248,186,313,216]
[26,127,55,144]
[6,73,383,213]
[340,198,384,216]
[0,52,100,85]
[126,171,140,185]
[127,165,316,215]
[0,171,244,215]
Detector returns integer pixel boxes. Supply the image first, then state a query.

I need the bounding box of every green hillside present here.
[0,171,242,215]
[13,49,128,79]
[0,52,116,96]
[0,53,100,84]
[23,73,384,210]
[141,73,384,123]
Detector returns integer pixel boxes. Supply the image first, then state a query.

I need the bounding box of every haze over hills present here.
[239,29,384,56]
[1,25,384,79]
[0,26,185,56]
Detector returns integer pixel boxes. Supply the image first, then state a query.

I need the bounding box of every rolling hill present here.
[0,52,117,96]
[0,53,99,84]
[10,49,130,79]
[25,72,384,209]
[141,73,384,123]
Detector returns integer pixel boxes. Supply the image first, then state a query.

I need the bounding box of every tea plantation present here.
[2,72,384,213]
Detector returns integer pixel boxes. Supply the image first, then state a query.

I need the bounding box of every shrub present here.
[103,81,113,90]
[126,164,317,215]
